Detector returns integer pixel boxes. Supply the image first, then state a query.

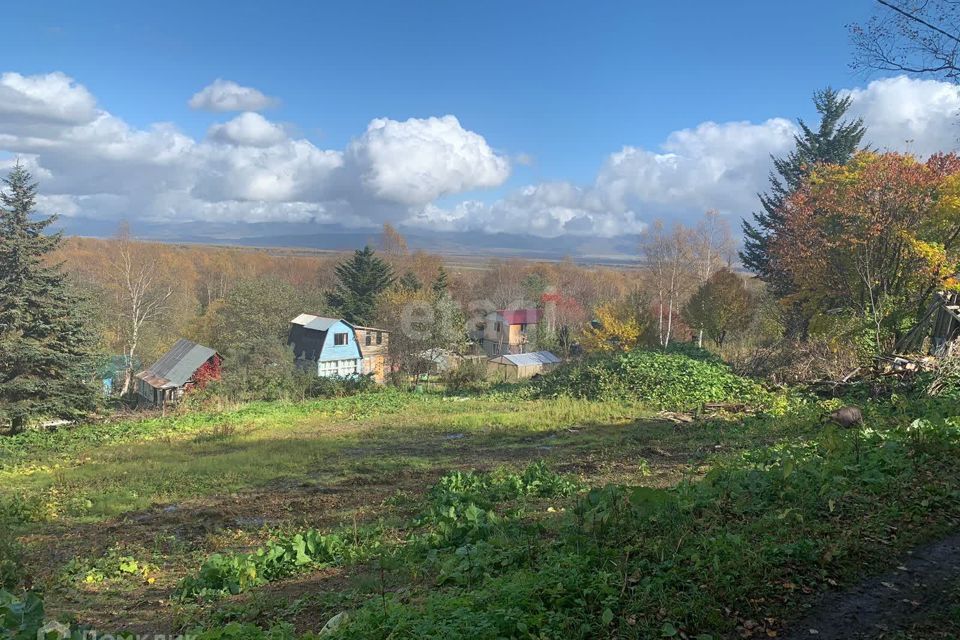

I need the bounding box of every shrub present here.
[533,349,770,410]
[0,520,22,590]
[664,342,724,363]
[304,374,376,399]
[442,359,488,393]
[730,338,860,385]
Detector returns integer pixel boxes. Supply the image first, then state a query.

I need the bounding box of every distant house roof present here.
[291,314,346,332]
[353,324,390,334]
[136,339,219,389]
[498,309,543,325]
[491,351,561,367]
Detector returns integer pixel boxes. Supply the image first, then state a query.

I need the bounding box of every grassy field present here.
[2,387,959,639]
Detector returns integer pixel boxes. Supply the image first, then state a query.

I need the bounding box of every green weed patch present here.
[177,530,379,600]
[533,350,771,410]
[176,462,579,601]
[323,417,960,639]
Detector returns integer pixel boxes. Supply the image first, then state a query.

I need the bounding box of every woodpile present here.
[806,354,936,397]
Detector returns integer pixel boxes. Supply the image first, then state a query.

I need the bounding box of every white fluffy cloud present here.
[843,76,960,157]
[207,112,287,147]
[0,72,510,226]
[3,72,960,238]
[0,72,97,126]
[412,182,645,237]
[188,79,279,112]
[346,115,510,205]
[413,118,797,237]
[597,118,797,215]
[414,77,960,237]
[194,139,343,203]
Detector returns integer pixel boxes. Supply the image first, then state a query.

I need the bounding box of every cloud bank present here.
[1,72,958,238]
[0,72,510,227]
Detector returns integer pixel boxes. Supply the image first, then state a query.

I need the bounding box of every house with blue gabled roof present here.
[288,314,362,378]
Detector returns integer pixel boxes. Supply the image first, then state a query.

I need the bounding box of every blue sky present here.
[1,1,957,242]
[4,1,871,183]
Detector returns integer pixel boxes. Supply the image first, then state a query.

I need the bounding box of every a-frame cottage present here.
[135,339,222,406]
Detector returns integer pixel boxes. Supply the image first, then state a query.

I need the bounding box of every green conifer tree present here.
[740,88,865,337]
[0,165,98,434]
[431,266,450,299]
[398,271,422,293]
[325,246,396,325]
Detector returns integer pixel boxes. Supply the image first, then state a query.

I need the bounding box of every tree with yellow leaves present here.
[581,296,653,353]
[771,151,960,353]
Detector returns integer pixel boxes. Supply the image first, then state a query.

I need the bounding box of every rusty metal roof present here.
[135,338,218,389]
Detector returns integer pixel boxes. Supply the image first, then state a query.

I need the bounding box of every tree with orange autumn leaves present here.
[770,151,960,353]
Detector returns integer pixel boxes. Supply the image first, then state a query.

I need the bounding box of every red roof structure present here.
[498,308,543,325]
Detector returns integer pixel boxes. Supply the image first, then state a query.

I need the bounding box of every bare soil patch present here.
[781,532,960,640]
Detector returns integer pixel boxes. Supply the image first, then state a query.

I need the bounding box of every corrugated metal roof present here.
[291,314,343,332]
[492,351,561,367]
[498,308,543,325]
[136,338,218,389]
[306,317,339,331]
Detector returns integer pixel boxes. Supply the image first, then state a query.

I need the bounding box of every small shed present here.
[488,351,561,381]
[416,348,462,374]
[135,339,222,406]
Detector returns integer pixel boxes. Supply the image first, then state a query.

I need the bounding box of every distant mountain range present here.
[55,218,644,266]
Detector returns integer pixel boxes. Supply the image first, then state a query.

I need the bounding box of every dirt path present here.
[781,532,960,639]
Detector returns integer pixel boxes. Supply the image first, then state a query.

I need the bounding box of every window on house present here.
[376,331,383,345]
[318,358,359,377]
[495,321,502,333]
[334,332,348,346]
[365,333,372,346]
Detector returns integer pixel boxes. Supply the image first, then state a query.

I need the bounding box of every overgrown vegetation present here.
[533,349,771,410]
[0,519,22,591]
[176,462,578,600]
[4,400,960,639]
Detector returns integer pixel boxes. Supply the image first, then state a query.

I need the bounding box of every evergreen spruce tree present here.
[325,245,396,325]
[431,266,449,299]
[0,165,97,434]
[398,271,422,293]
[740,88,865,336]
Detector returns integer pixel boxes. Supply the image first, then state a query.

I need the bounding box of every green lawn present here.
[2,389,959,639]
[2,393,661,522]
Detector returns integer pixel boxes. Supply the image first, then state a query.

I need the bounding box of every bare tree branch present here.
[877,0,960,45]
[851,0,960,81]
